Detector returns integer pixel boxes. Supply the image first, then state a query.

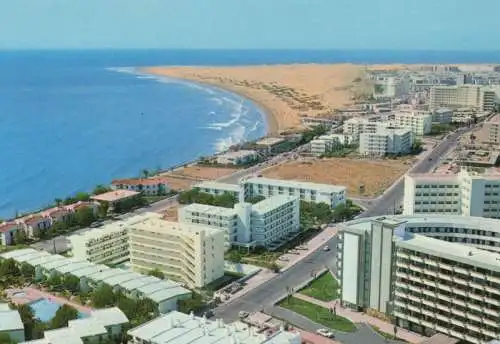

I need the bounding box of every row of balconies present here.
[394,306,497,341]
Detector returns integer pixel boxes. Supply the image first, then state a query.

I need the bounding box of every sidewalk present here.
[294,293,425,344]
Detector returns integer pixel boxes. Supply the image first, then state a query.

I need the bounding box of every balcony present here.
[483,307,499,317]
[470,271,485,279]
[438,262,452,271]
[396,251,409,259]
[486,275,500,284]
[410,255,424,263]
[467,313,481,323]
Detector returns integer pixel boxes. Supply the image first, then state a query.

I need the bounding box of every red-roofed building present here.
[111,177,170,196]
[16,214,51,238]
[0,222,21,246]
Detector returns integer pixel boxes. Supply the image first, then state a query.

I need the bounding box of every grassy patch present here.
[299,272,339,301]
[371,326,406,342]
[278,297,356,332]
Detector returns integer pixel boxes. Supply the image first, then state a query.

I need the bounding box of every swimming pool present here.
[12,291,26,297]
[29,298,88,322]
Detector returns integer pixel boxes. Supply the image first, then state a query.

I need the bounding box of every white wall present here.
[341,233,360,305]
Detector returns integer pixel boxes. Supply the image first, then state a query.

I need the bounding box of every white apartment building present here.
[128,311,301,344]
[111,177,171,196]
[343,117,385,141]
[431,108,453,124]
[68,213,161,265]
[129,218,225,288]
[178,203,238,249]
[482,114,500,144]
[216,150,258,165]
[372,75,410,98]
[404,170,500,218]
[394,112,432,136]
[244,177,346,208]
[194,181,241,199]
[430,85,497,112]
[310,134,354,156]
[359,128,413,156]
[338,215,500,344]
[178,195,300,250]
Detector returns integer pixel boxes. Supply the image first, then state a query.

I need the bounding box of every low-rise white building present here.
[194,181,241,199]
[431,108,453,124]
[394,111,432,136]
[343,117,385,141]
[111,177,171,196]
[216,150,258,165]
[179,195,300,250]
[0,303,24,343]
[129,218,225,288]
[244,177,346,208]
[310,134,354,156]
[359,127,413,156]
[404,170,500,218]
[21,307,128,344]
[68,213,161,265]
[128,311,301,344]
[1,248,192,314]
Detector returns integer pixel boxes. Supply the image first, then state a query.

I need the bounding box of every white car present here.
[323,245,330,251]
[316,328,334,338]
[238,311,250,318]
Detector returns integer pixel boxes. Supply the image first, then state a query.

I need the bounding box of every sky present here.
[1,0,499,50]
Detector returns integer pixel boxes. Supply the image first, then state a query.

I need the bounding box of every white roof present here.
[245,177,346,193]
[90,307,129,326]
[128,311,300,344]
[218,150,257,159]
[195,181,240,193]
[180,203,236,217]
[0,307,23,332]
[251,195,298,214]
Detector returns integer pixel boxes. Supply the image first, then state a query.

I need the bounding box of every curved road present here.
[214,128,470,321]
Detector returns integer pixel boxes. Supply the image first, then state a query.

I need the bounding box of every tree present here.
[0,333,15,344]
[63,275,81,293]
[245,195,266,204]
[54,198,63,206]
[14,229,28,245]
[47,274,62,291]
[332,203,354,222]
[147,268,165,279]
[98,202,110,218]
[93,184,111,195]
[20,262,35,280]
[91,284,115,308]
[50,304,78,329]
[178,292,206,314]
[141,169,150,178]
[13,303,44,340]
[74,206,96,227]
[0,258,20,279]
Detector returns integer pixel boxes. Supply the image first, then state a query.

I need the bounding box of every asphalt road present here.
[214,128,472,322]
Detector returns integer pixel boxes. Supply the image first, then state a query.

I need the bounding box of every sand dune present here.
[143,64,366,133]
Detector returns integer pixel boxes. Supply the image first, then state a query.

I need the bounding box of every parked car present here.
[323,245,330,251]
[316,328,334,338]
[239,311,250,318]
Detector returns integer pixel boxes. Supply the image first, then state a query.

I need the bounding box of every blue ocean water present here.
[1,49,499,218]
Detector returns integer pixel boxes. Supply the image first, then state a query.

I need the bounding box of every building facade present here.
[111,177,171,196]
[430,85,496,112]
[215,150,258,165]
[394,112,432,136]
[337,215,500,344]
[403,170,500,218]
[244,177,346,209]
[178,195,300,250]
[69,213,161,265]
[359,128,413,156]
[194,181,241,200]
[310,134,354,156]
[129,219,225,288]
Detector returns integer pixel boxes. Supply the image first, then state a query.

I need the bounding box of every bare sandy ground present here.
[262,158,413,197]
[143,64,368,133]
[159,165,238,191]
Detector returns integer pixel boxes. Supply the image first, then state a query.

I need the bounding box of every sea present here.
[1,49,500,218]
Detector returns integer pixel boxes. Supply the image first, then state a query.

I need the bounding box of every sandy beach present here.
[142,64,369,133]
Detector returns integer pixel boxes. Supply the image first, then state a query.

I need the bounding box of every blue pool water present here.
[29,298,88,322]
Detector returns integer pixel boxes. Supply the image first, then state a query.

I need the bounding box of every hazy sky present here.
[1,0,499,50]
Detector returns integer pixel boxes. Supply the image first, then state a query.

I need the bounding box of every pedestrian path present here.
[293,293,425,344]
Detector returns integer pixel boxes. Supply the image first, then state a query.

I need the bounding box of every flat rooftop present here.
[129,218,221,237]
[90,189,140,203]
[180,203,236,217]
[127,311,299,344]
[0,305,23,332]
[256,137,286,146]
[245,177,346,193]
[194,181,241,192]
[217,150,257,158]
[251,195,298,213]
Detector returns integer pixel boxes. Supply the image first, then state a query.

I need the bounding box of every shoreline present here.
[142,64,364,133]
[139,67,280,134]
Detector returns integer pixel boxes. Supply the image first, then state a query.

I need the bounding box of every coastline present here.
[139,67,280,134]
[141,64,365,133]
